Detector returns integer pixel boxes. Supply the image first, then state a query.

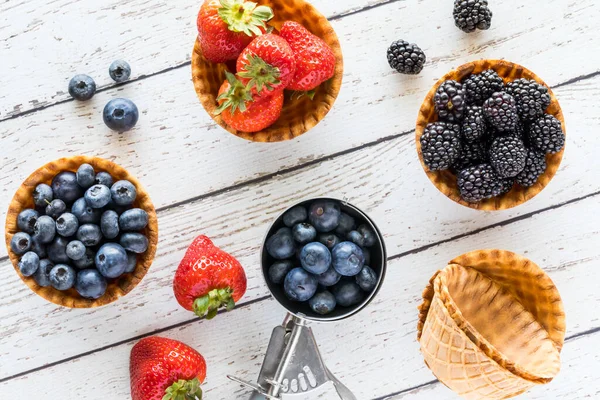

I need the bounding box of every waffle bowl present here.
[417,249,565,399]
[415,60,566,211]
[5,156,159,308]
[191,0,344,142]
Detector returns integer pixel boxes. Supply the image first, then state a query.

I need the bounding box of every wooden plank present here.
[1,193,599,397]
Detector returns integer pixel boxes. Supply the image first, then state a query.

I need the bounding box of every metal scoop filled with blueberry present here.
[228,198,387,399]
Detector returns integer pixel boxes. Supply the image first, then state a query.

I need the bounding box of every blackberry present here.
[528,114,565,154]
[489,136,527,178]
[452,141,486,172]
[506,79,551,121]
[453,0,493,33]
[463,69,504,105]
[420,122,462,170]
[515,149,547,187]
[461,105,487,141]
[483,92,519,132]
[457,163,500,203]
[434,80,466,122]
[387,40,426,75]
[494,178,515,197]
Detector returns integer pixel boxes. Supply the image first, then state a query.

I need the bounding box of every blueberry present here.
[357,225,377,247]
[52,171,83,203]
[283,206,307,227]
[68,74,96,101]
[316,266,341,287]
[332,242,365,276]
[124,252,137,273]
[109,60,132,83]
[268,260,294,284]
[33,183,53,207]
[73,248,96,269]
[299,242,331,275]
[110,180,137,206]
[309,201,340,233]
[66,240,86,260]
[47,236,70,263]
[355,265,378,292]
[266,227,295,260]
[332,281,364,307]
[335,213,355,236]
[119,232,148,253]
[56,213,80,237]
[309,291,337,315]
[33,215,56,244]
[119,208,149,231]
[33,259,54,287]
[346,230,365,247]
[49,264,76,290]
[93,172,113,187]
[45,199,66,219]
[100,210,120,239]
[283,268,318,302]
[293,223,317,244]
[103,98,139,132]
[84,184,112,208]
[18,251,40,276]
[318,233,341,250]
[10,232,32,255]
[77,224,102,246]
[17,209,39,234]
[76,164,96,189]
[96,243,128,278]
[75,269,108,299]
[30,236,47,258]
[71,198,101,224]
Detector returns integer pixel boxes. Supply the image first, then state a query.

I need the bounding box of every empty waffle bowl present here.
[417,249,565,400]
[192,0,344,142]
[5,156,158,308]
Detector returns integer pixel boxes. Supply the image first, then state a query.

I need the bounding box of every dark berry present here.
[299,242,331,275]
[452,141,486,172]
[77,224,102,246]
[49,264,76,290]
[283,268,318,302]
[17,209,39,234]
[119,208,149,231]
[463,69,504,105]
[266,227,295,260]
[33,184,53,207]
[332,281,364,307]
[68,74,96,101]
[124,252,137,274]
[268,260,295,284]
[461,105,487,141]
[292,223,316,245]
[111,180,137,206]
[109,60,132,83]
[318,233,341,250]
[483,92,519,132]
[316,266,341,287]
[420,122,462,170]
[356,266,378,292]
[84,184,112,208]
[10,232,32,255]
[47,236,70,263]
[332,242,365,277]
[94,171,114,187]
[66,240,86,260]
[282,206,307,227]
[494,178,515,197]
[489,136,527,178]
[528,115,565,154]
[56,212,80,237]
[51,171,83,203]
[71,198,101,224]
[75,269,108,299]
[387,40,426,75]
[120,233,149,253]
[33,259,54,287]
[434,80,465,122]
[453,0,493,33]
[309,201,341,233]
[76,164,96,189]
[30,237,47,258]
[457,163,500,202]
[516,149,547,187]
[100,210,120,239]
[103,98,139,132]
[335,213,355,236]
[357,225,377,247]
[505,79,551,121]
[18,251,40,276]
[45,199,66,219]
[309,291,337,315]
[346,231,365,247]
[33,215,56,244]
[73,248,96,269]
[96,243,128,278]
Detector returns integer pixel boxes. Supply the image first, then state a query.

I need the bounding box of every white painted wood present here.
[1,193,599,398]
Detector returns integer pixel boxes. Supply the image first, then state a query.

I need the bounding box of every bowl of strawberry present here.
[5,156,158,308]
[261,198,387,321]
[192,0,343,142]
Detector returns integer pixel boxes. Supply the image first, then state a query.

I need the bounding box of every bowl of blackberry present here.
[416,60,566,210]
[5,156,158,308]
[262,198,387,321]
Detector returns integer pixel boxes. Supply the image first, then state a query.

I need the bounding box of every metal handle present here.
[326,368,358,400]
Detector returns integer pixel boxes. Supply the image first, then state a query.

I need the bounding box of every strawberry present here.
[279,21,336,91]
[215,72,284,133]
[130,336,206,400]
[197,0,274,63]
[237,34,296,97]
[173,235,247,319]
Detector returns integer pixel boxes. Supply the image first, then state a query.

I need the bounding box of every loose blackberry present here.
[452,141,486,172]
[528,114,565,154]
[420,122,462,171]
[457,163,500,203]
[515,149,547,187]
[489,136,527,178]
[506,79,551,121]
[461,105,487,142]
[387,40,426,75]
[483,92,519,132]
[463,69,504,105]
[434,80,466,122]
[453,0,493,33]
[494,178,515,197]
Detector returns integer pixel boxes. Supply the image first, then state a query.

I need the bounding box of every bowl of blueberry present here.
[5,156,158,308]
[262,198,387,321]
[416,59,566,210]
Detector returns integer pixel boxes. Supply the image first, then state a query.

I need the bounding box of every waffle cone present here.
[415,60,566,210]
[5,156,158,308]
[191,0,344,142]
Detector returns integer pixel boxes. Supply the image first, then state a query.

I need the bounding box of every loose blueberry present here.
[76,164,96,189]
[346,230,365,247]
[110,180,137,206]
[309,201,340,232]
[49,264,76,290]
[103,98,139,132]
[75,269,108,299]
[283,268,318,302]
[56,213,80,237]
[66,240,86,260]
[96,243,128,278]
[299,242,331,275]
[71,198,101,224]
[18,251,40,277]
[109,60,132,82]
[33,183,53,207]
[332,281,364,307]
[124,252,137,273]
[100,210,120,239]
[292,223,317,244]
[356,266,378,292]
[33,259,54,287]
[266,227,295,260]
[94,171,114,187]
[68,74,96,101]
[45,199,67,219]
[73,248,96,269]
[119,208,149,231]
[30,237,47,258]
[47,236,70,263]
[10,232,32,255]
[268,260,295,284]
[283,206,308,227]
[51,171,83,203]
[318,233,341,250]
[17,209,39,234]
[77,224,102,246]
[33,215,56,244]
[309,291,337,315]
[332,242,365,276]
[357,225,377,247]
[84,184,112,208]
[316,266,342,287]
[119,232,148,253]
[335,213,355,236]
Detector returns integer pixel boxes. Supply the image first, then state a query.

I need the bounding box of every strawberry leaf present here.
[218,0,274,37]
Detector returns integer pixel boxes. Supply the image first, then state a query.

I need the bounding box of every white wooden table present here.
[1,0,599,398]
